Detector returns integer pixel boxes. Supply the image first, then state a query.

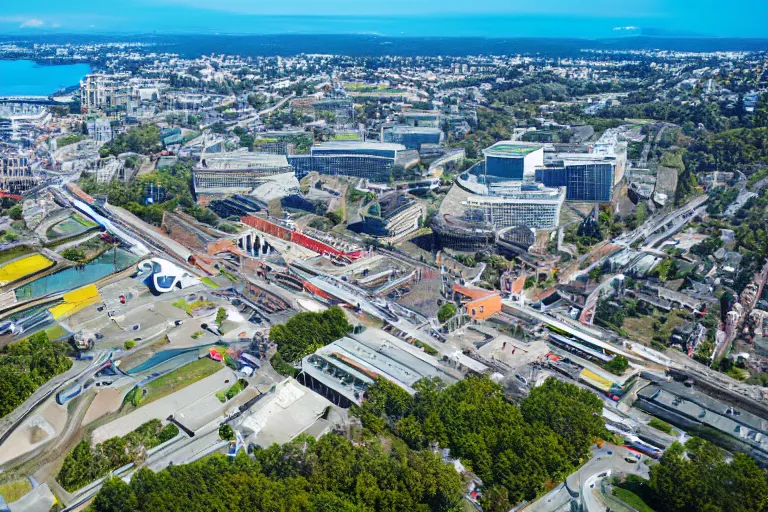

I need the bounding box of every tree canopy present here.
[100,124,162,157]
[0,331,72,418]
[269,306,352,362]
[91,434,464,512]
[356,376,605,504]
[648,438,768,512]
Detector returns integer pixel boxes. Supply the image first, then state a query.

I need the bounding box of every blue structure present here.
[382,126,443,150]
[482,142,543,181]
[536,162,614,202]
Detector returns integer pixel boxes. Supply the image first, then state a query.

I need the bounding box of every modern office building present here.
[0,153,37,195]
[348,193,425,242]
[86,118,113,143]
[80,73,131,115]
[403,110,441,127]
[483,141,544,181]
[464,181,564,230]
[193,151,295,196]
[432,214,496,252]
[288,141,406,182]
[381,125,444,150]
[535,154,615,202]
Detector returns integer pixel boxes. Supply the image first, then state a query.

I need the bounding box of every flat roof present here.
[314,141,406,151]
[390,125,443,134]
[196,152,291,170]
[484,142,542,157]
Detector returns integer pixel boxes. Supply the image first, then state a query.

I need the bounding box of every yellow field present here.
[49,284,101,319]
[0,254,54,286]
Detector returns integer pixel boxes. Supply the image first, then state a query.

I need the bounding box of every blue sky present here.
[2,0,767,37]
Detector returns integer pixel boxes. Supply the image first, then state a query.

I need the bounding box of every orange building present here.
[451,283,502,321]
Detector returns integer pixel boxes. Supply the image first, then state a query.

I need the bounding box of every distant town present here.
[0,35,767,512]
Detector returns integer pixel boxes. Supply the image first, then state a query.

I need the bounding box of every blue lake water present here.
[14,248,138,301]
[0,60,91,96]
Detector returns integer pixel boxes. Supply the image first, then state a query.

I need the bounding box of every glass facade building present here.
[482,142,544,181]
[382,126,443,150]
[535,163,614,202]
[464,182,565,230]
[288,142,405,183]
[485,155,525,180]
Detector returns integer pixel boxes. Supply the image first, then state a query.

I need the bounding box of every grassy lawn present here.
[613,487,656,512]
[72,214,98,228]
[330,132,361,141]
[172,298,192,315]
[201,277,220,289]
[649,417,673,434]
[44,323,70,341]
[141,358,222,406]
[0,478,32,503]
[57,134,87,147]
[0,245,32,266]
[612,475,657,512]
[621,308,689,346]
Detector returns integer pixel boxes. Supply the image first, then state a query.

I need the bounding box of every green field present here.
[201,277,220,289]
[613,486,657,512]
[330,132,361,141]
[612,475,657,512]
[142,358,222,406]
[0,245,32,266]
[0,479,32,503]
[72,214,98,228]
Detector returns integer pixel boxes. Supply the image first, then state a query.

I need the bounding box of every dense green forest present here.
[91,434,463,512]
[268,306,352,362]
[647,438,768,512]
[356,377,605,508]
[0,331,72,418]
[58,419,179,492]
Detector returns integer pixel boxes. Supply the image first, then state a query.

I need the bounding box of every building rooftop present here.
[313,141,406,152]
[196,151,292,171]
[390,125,443,134]
[483,141,542,158]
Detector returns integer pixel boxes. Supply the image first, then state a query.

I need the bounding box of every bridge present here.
[0,95,56,105]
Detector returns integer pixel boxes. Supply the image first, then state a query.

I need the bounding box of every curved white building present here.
[139,258,200,294]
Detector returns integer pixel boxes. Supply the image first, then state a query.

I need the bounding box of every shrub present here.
[648,417,672,434]
[604,355,629,375]
[437,303,457,323]
[124,340,136,350]
[218,424,234,441]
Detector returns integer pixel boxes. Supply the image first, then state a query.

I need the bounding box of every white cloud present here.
[20,18,45,28]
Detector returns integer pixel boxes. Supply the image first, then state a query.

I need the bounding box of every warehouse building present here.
[298,328,457,407]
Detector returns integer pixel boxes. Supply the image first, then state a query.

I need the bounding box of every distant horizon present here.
[1,7,768,39]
